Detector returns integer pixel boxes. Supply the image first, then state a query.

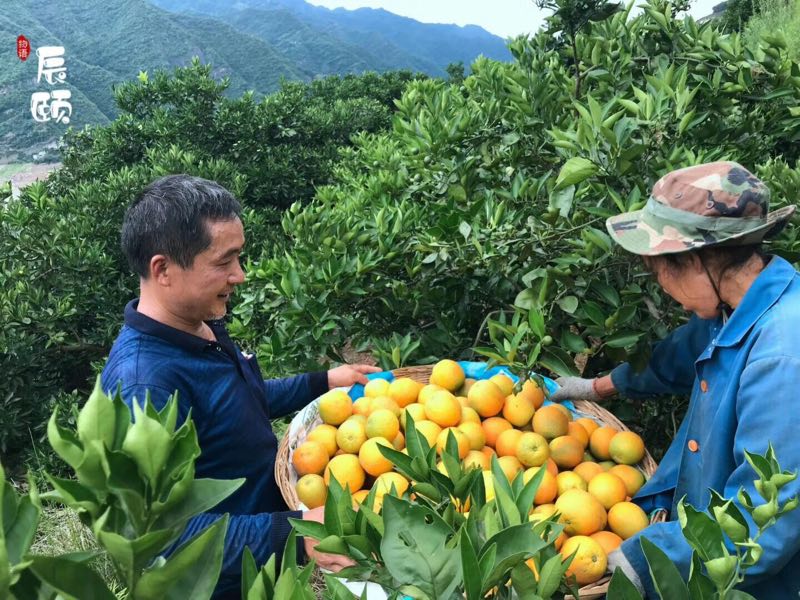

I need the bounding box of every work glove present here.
[548,376,602,402]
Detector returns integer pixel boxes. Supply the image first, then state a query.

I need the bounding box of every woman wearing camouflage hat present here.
[551,161,799,598]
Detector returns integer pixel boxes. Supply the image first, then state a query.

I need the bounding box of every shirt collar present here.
[124,299,229,353]
[715,255,797,348]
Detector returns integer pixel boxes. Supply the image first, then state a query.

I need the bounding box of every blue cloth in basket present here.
[348,361,575,413]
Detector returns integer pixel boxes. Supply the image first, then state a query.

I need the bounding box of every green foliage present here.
[743,0,800,61]
[609,444,799,599]
[42,378,243,598]
[291,417,577,598]
[237,0,800,425]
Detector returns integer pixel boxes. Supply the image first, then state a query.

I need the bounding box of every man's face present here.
[167,218,246,322]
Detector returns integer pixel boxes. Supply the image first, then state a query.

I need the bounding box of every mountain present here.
[1,0,511,161]
[150,0,513,78]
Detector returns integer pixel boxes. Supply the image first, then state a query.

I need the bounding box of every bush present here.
[236,0,800,457]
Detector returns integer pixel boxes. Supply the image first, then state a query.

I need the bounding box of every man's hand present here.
[327,364,382,389]
[302,506,356,571]
[549,374,616,402]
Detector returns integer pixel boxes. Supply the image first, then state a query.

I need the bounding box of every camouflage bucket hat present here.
[606,161,796,256]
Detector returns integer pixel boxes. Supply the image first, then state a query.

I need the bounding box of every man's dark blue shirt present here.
[101,300,328,598]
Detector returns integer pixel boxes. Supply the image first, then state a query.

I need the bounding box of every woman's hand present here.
[301,506,356,571]
[327,364,382,388]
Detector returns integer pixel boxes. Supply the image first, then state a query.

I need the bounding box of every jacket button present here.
[688,439,699,452]
[700,380,708,392]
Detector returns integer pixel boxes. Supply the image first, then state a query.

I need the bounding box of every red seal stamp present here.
[17,35,30,61]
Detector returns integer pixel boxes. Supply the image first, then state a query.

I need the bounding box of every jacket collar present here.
[715,255,796,348]
[124,299,229,353]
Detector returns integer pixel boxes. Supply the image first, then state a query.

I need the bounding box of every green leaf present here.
[241,546,258,600]
[687,552,715,599]
[708,490,749,544]
[608,566,645,599]
[289,518,329,542]
[605,331,643,348]
[479,521,549,590]
[47,410,84,470]
[510,561,538,596]
[380,496,461,598]
[27,555,117,600]
[153,478,244,531]
[134,514,229,600]
[557,296,579,314]
[555,158,598,191]
[122,398,173,489]
[640,537,690,600]
[704,555,737,590]
[537,552,569,598]
[538,347,579,377]
[460,527,482,600]
[77,377,116,448]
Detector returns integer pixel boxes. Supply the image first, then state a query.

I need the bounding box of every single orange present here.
[292,440,329,476]
[587,472,628,510]
[516,431,550,467]
[608,501,649,539]
[296,474,328,509]
[590,530,623,554]
[430,359,465,392]
[589,426,618,461]
[468,380,506,418]
[560,535,608,585]
[358,437,394,476]
[324,454,365,493]
[495,428,524,457]
[457,421,486,451]
[388,377,422,408]
[363,378,391,398]
[532,405,569,440]
[425,390,462,428]
[609,431,646,465]
[549,435,584,469]
[502,393,536,427]
[555,489,607,536]
[318,390,353,426]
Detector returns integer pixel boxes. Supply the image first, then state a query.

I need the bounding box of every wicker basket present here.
[276,365,663,599]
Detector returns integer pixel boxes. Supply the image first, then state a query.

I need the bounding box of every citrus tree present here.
[235,0,800,453]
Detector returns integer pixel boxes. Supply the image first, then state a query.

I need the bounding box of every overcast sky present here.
[306,0,722,38]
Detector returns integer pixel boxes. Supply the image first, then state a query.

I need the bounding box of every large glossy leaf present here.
[76,378,116,448]
[459,527,482,600]
[479,521,549,590]
[555,157,598,190]
[134,514,228,600]
[153,478,244,530]
[608,567,645,599]
[677,502,725,561]
[687,552,715,599]
[27,555,117,600]
[640,537,690,600]
[380,496,461,598]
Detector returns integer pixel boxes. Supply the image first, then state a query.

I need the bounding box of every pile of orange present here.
[291,359,651,586]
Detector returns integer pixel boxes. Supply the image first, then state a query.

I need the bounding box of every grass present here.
[744,0,800,60]
[30,504,126,597]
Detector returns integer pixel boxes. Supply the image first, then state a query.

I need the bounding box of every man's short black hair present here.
[122,175,242,278]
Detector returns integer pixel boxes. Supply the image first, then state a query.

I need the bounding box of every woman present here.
[551,161,799,598]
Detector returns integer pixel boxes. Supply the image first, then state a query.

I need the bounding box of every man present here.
[101,174,378,598]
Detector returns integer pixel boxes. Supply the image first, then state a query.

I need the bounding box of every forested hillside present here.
[1,0,508,160]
